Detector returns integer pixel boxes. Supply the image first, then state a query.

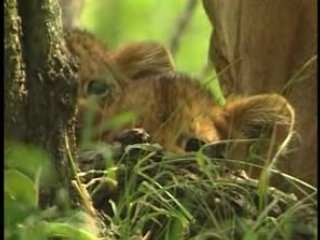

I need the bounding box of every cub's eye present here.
[86,79,111,97]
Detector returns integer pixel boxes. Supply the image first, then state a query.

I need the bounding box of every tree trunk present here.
[202,0,317,187]
[4,0,26,141]
[5,0,78,206]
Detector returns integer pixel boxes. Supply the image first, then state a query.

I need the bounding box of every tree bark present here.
[4,0,26,141]
[5,0,79,206]
[202,0,317,186]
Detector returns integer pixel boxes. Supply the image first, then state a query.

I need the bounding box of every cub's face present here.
[65,30,295,174]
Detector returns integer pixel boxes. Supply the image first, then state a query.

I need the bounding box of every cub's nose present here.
[184,137,206,152]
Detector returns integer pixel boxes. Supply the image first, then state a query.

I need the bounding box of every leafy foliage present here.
[5,142,99,240]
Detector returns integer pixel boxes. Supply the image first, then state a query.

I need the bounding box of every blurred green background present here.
[80,0,212,75]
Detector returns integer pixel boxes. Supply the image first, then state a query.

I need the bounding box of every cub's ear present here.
[224,94,295,140]
[112,42,175,80]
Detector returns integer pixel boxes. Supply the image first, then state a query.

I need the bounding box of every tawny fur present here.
[65,31,295,172]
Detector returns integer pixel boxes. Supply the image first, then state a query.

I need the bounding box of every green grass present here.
[75,136,317,239]
[5,113,317,239]
[72,110,316,239]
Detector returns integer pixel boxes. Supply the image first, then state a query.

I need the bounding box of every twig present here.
[169,0,198,56]
[281,55,317,95]
[64,133,97,218]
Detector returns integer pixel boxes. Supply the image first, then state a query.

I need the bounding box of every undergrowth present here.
[5,125,317,240]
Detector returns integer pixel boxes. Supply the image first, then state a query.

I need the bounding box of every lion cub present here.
[65,31,294,171]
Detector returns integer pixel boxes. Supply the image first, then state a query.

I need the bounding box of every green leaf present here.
[5,169,37,208]
[5,142,56,185]
[44,221,98,240]
[4,193,35,229]
[18,221,48,240]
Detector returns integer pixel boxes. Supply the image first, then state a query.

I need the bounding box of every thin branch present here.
[169,0,198,56]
